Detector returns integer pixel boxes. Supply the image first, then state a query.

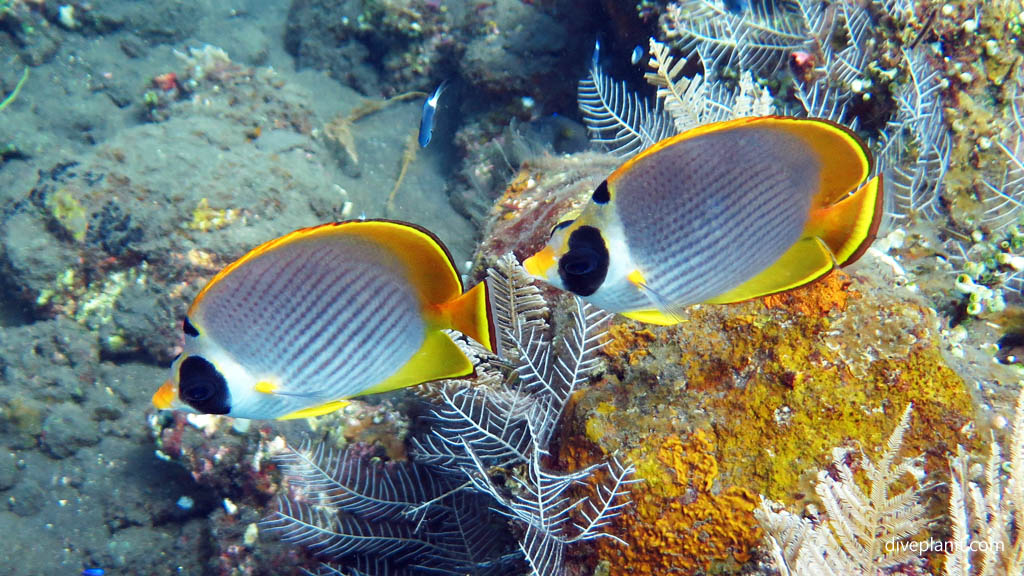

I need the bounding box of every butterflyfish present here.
[152,219,495,420]
[523,116,884,325]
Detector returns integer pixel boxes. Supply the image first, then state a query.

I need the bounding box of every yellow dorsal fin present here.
[606,117,873,202]
[806,174,884,267]
[435,281,496,354]
[190,219,463,315]
[278,400,352,420]
[356,330,473,397]
[705,237,835,304]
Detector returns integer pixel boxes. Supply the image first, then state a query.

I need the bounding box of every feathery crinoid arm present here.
[264,441,518,575]
[261,496,435,563]
[943,386,1024,576]
[578,50,672,158]
[461,438,637,576]
[979,78,1024,240]
[522,298,610,450]
[413,256,634,576]
[410,376,538,471]
[663,0,817,77]
[754,497,857,576]
[815,404,930,573]
[644,38,775,130]
[877,48,950,223]
[487,252,549,362]
[273,441,449,522]
[644,38,708,133]
[756,405,930,575]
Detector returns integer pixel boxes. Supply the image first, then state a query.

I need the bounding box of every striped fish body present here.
[604,124,819,310]
[523,116,883,325]
[155,220,494,420]
[193,234,424,419]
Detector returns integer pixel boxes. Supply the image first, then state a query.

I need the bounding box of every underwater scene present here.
[2,0,1024,574]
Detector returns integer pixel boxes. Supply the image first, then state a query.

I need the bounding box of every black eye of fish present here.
[550,219,574,238]
[558,225,609,296]
[183,317,199,337]
[178,356,230,414]
[561,251,597,275]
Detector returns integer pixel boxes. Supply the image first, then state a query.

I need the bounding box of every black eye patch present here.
[558,225,609,296]
[178,356,230,414]
[183,318,199,337]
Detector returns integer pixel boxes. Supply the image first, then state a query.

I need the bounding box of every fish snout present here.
[523,246,557,280]
[152,379,177,410]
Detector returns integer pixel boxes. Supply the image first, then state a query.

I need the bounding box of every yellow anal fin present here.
[357,330,474,397]
[278,400,351,420]
[436,281,496,354]
[807,174,884,267]
[705,237,834,304]
[620,309,686,325]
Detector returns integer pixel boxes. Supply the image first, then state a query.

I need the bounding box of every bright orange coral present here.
[589,431,761,575]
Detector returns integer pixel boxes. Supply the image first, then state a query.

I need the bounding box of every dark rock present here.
[40,403,101,459]
[0,318,101,404]
[89,1,200,45]
[7,478,45,516]
[0,452,20,491]
[285,0,382,94]
[458,0,597,104]
[0,70,338,361]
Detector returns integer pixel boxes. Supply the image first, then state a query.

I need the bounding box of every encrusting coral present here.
[566,430,762,575]
[555,266,977,573]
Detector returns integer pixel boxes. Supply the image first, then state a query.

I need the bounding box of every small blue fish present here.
[631,44,645,66]
[591,39,601,67]
[82,569,105,576]
[724,0,749,14]
[418,81,448,148]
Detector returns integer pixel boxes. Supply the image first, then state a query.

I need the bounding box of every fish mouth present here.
[523,246,556,279]
[152,379,177,410]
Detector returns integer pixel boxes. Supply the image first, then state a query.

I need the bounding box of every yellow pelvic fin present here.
[620,308,686,326]
[356,330,474,397]
[705,237,835,304]
[278,400,351,420]
[434,280,496,354]
[806,174,884,267]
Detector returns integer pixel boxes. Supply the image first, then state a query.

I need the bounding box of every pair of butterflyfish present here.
[152,220,495,420]
[153,116,882,420]
[523,115,884,325]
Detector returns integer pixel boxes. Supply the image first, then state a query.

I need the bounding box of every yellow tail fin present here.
[438,281,496,353]
[807,174,884,267]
